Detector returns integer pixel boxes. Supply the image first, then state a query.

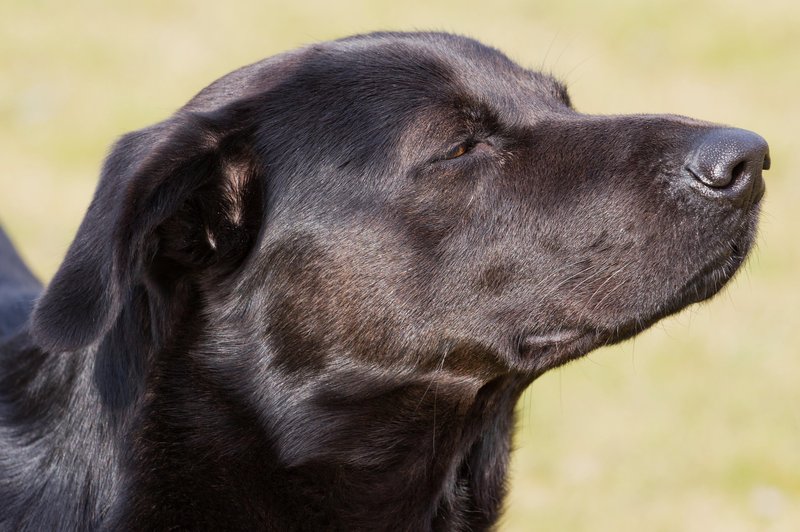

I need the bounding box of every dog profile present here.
[0,32,768,530]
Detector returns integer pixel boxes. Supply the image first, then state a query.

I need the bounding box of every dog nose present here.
[685,128,769,206]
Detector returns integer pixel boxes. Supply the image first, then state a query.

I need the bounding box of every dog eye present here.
[446,142,471,159]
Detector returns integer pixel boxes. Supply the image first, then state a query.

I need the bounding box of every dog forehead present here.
[327,32,566,114]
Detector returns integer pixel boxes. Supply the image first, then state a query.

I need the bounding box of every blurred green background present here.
[1,1,798,530]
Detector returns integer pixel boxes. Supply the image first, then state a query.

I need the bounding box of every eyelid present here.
[445,140,474,160]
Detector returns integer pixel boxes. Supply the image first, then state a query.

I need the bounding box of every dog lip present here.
[521,328,584,348]
[515,328,600,373]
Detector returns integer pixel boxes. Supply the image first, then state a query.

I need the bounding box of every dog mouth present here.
[515,209,760,375]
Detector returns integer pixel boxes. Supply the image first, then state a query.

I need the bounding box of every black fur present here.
[0,32,768,530]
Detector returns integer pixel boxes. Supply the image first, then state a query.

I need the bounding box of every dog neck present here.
[123,291,531,529]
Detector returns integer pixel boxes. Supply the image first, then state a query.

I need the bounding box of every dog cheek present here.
[259,225,421,372]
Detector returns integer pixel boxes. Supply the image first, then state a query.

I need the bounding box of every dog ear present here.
[31,104,263,352]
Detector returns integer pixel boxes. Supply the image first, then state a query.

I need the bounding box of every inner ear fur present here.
[31,106,264,352]
[127,117,264,278]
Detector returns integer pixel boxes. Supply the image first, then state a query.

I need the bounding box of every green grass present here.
[2,1,798,530]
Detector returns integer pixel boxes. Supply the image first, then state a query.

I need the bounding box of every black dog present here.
[0,32,768,530]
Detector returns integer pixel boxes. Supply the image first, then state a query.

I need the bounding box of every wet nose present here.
[685,128,769,206]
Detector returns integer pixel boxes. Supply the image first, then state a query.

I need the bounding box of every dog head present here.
[31,32,767,382]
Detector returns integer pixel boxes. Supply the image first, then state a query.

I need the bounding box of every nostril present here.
[730,160,748,187]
